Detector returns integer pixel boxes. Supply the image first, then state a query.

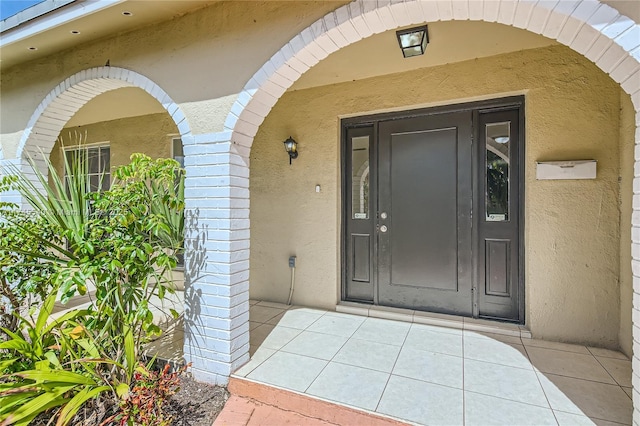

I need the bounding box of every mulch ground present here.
[29,375,229,426]
[167,375,229,426]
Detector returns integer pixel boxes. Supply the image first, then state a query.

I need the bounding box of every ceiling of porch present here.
[66,20,556,128]
[289,20,556,92]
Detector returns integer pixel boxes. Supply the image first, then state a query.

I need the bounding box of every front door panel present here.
[378,113,473,315]
[476,109,522,321]
[343,99,524,323]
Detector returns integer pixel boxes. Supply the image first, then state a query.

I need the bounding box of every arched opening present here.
[225,1,639,423]
[8,67,192,364]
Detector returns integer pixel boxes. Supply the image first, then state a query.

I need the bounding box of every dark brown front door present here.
[377,112,473,316]
[342,98,523,323]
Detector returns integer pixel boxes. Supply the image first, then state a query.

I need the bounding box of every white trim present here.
[61,140,110,151]
[0,1,125,47]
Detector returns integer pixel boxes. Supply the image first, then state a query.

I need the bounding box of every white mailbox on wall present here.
[536,160,597,180]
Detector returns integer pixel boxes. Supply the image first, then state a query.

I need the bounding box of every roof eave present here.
[0,0,125,48]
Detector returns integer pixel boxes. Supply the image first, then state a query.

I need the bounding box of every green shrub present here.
[0,150,185,425]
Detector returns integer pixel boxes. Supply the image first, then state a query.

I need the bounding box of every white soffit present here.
[0,1,124,45]
[0,1,212,71]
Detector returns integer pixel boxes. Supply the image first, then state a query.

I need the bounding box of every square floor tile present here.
[465,392,557,425]
[333,338,401,373]
[464,330,523,345]
[265,312,285,325]
[589,418,628,426]
[250,323,275,347]
[233,346,276,377]
[623,387,632,399]
[537,372,632,424]
[523,339,590,354]
[526,347,616,384]
[306,314,365,338]
[553,411,597,425]
[464,359,549,407]
[588,347,628,360]
[351,317,410,346]
[464,337,532,369]
[404,324,463,357]
[596,357,631,387]
[250,305,285,323]
[256,301,292,310]
[247,351,327,392]
[377,375,463,425]
[306,362,389,411]
[323,310,363,319]
[280,331,348,360]
[393,346,463,389]
[257,325,301,350]
[267,309,324,329]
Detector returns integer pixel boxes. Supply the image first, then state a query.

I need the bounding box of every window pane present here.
[89,174,99,192]
[88,148,99,174]
[351,136,370,220]
[486,122,510,222]
[101,147,110,173]
[101,173,110,191]
[173,138,184,167]
[65,146,110,193]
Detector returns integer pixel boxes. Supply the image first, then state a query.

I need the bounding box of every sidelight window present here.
[351,136,370,220]
[485,122,510,221]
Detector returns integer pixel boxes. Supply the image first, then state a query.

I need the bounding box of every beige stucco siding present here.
[0,1,348,158]
[251,44,631,349]
[50,112,178,181]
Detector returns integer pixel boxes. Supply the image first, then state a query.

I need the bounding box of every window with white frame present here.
[65,144,111,193]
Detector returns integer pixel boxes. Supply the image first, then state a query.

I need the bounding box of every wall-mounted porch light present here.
[283,136,298,165]
[396,25,429,58]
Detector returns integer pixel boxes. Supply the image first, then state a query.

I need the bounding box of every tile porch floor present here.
[234,301,633,426]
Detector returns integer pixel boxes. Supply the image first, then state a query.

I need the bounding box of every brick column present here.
[633,111,640,426]
[182,131,250,385]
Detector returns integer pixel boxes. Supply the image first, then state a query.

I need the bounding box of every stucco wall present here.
[49,112,178,181]
[251,44,630,348]
[0,1,348,159]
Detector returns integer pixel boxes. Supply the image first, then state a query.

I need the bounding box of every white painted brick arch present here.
[15,66,191,168]
[225,0,639,143]
[222,0,640,420]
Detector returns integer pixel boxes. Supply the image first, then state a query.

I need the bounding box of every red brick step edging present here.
[214,376,409,426]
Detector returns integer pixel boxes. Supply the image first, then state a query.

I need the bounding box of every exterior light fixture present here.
[283,136,298,165]
[396,25,429,58]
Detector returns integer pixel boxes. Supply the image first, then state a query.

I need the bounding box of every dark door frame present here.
[341,96,525,323]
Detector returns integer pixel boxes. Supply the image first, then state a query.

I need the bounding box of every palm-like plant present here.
[0,139,185,424]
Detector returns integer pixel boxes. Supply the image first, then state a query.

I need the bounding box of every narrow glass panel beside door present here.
[485,122,510,222]
[344,127,375,303]
[351,136,370,220]
[477,108,521,323]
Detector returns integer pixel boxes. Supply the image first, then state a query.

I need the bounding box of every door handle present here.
[379,225,388,233]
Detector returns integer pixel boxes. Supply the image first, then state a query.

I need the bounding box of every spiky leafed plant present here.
[0,135,185,424]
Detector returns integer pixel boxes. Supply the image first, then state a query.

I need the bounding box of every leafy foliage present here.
[0,188,58,338]
[109,363,187,426]
[0,294,111,426]
[0,148,186,425]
